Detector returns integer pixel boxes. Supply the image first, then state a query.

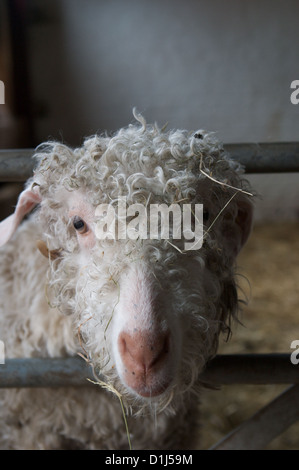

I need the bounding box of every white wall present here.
[28,0,299,221]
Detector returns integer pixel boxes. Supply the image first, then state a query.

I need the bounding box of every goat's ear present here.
[222,197,253,259]
[0,186,41,247]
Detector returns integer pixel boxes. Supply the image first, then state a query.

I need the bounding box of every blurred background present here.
[0,0,298,449]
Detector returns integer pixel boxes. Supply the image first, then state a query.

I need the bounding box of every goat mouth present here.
[122,359,175,398]
[130,376,173,398]
[119,358,175,399]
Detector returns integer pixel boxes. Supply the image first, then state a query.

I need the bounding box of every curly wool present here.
[0,112,253,449]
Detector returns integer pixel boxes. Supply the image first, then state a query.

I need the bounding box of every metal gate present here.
[0,143,299,450]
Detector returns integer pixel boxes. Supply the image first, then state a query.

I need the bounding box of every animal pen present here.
[0,143,299,450]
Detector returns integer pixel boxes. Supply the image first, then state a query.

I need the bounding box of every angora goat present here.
[0,113,253,449]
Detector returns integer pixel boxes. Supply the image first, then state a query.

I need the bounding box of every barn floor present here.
[200,221,299,450]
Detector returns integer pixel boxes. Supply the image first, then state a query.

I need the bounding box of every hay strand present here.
[87,377,132,450]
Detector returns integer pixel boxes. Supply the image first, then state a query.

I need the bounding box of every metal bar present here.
[201,353,299,385]
[0,142,299,182]
[0,149,35,182]
[225,142,299,173]
[0,354,297,388]
[0,357,95,388]
[210,384,299,450]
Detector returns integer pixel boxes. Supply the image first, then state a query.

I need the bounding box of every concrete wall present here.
[28,0,299,221]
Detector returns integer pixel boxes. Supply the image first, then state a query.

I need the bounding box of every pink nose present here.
[118,329,171,397]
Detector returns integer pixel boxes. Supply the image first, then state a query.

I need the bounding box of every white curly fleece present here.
[0,112,253,449]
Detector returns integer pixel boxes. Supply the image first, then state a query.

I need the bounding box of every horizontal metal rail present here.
[225,142,299,173]
[0,143,299,181]
[201,353,299,385]
[0,149,35,182]
[0,357,94,388]
[0,354,297,388]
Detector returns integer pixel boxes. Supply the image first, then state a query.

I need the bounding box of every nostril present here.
[118,335,129,357]
[118,332,141,365]
[149,332,170,369]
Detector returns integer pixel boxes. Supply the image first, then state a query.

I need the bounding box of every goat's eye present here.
[73,216,89,234]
